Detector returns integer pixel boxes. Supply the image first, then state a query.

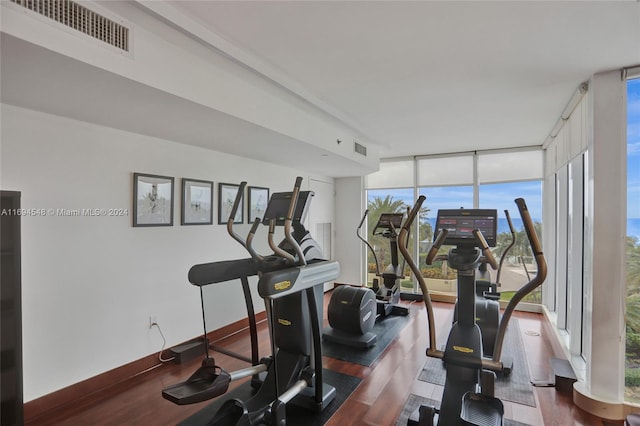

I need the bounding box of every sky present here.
[368,181,542,223]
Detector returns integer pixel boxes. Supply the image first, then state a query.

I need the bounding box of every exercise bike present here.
[398,197,546,426]
[162,177,338,425]
[322,209,409,349]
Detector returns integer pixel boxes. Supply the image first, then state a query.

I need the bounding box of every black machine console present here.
[434,209,498,247]
[372,213,404,235]
[262,191,314,226]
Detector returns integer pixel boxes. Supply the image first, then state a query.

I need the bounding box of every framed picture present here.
[248,186,269,224]
[133,173,174,227]
[181,179,213,225]
[218,182,243,224]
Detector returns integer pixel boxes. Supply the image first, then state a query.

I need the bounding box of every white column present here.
[334,176,366,285]
[577,70,627,414]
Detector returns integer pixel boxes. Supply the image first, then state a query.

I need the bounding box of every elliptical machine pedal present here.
[459,392,503,426]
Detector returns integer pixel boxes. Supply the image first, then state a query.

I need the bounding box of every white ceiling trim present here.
[133,0,383,148]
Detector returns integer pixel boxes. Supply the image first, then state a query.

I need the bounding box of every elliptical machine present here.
[363,210,411,317]
[398,197,546,426]
[162,177,339,425]
[450,209,517,370]
[322,209,409,349]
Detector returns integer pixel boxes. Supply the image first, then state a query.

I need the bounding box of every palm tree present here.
[365,195,431,284]
[627,237,640,296]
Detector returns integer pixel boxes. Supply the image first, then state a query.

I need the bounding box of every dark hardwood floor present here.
[26,295,617,426]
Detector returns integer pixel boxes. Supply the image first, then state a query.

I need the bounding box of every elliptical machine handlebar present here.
[516,198,543,256]
[226,177,308,267]
[473,229,498,270]
[227,182,254,253]
[426,228,449,265]
[226,181,265,262]
[246,218,265,262]
[284,177,307,266]
[267,219,296,263]
[489,197,547,365]
[358,209,369,229]
[496,209,516,285]
[398,195,441,356]
[357,209,381,276]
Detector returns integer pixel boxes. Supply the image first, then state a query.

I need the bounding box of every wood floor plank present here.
[25,294,621,425]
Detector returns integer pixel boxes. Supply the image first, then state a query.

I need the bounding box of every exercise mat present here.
[322,310,411,366]
[396,394,532,426]
[418,319,536,407]
[178,369,361,426]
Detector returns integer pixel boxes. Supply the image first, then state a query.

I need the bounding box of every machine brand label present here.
[452,345,474,354]
[278,319,291,326]
[274,280,291,291]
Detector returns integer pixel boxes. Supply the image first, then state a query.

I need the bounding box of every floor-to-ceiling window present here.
[625,76,640,402]
[478,180,543,302]
[365,149,543,299]
[365,187,414,289]
[364,160,415,289]
[543,85,589,365]
[417,155,474,295]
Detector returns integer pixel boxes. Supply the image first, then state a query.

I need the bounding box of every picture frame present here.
[248,186,270,224]
[133,173,174,227]
[218,182,244,225]
[181,179,213,225]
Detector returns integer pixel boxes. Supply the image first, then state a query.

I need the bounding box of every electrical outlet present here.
[149,315,158,328]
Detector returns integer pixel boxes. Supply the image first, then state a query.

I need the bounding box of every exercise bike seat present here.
[162,362,231,405]
[459,392,503,426]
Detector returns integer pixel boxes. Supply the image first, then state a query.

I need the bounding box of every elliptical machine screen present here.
[434,208,498,247]
[262,191,314,226]
[373,213,404,235]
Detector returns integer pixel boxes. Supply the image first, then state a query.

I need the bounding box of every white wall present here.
[0,104,333,402]
[334,177,365,285]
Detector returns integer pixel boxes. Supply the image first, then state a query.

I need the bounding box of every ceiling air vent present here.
[10,0,130,52]
[354,141,367,156]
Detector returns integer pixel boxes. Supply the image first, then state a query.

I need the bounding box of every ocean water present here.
[424,217,530,234]
[424,218,640,240]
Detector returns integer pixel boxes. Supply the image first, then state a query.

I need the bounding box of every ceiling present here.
[2,1,639,178]
[165,0,640,158]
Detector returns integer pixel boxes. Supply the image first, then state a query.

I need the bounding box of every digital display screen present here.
[373,213,404,234]
[262,191,313,225]
[434,209,498,247]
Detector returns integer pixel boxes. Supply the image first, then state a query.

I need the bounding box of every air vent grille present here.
[354,141,367,156]
[10,0,129,52]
